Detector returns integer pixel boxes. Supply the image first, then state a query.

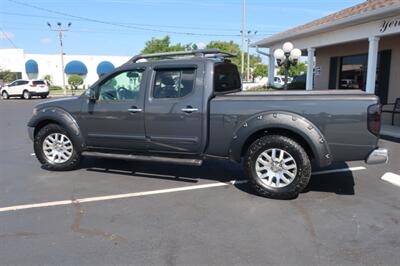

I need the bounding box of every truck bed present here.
[207,90,379,163]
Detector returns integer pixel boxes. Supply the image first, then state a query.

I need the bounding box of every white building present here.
[255,0,400,106]
[0,48,131,86]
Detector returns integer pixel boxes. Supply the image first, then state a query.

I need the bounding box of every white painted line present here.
[30,153,36,156]
[312,166,366,176]
[0,166,366,213]
[0,182,230,213]
[381,172,400,187]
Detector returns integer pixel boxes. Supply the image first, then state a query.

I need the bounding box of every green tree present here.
[278,62,307,77]
[141,36,186,54]
[253,64,268,79]
[0,69,16,83]
[68,75,83,91]
[140,37,262,78]
[206,41,262,76]
[43,74,52,85]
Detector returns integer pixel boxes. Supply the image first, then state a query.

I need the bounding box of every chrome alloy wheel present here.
[255,148,297,188]
[42,133,73,164]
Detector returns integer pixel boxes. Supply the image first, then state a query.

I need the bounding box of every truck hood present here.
[34,96,80,110]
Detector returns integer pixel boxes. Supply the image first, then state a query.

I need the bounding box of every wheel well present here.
[240,128,315,160]
[34,120,60,138]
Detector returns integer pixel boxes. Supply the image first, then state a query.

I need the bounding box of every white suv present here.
[1,79,49,100]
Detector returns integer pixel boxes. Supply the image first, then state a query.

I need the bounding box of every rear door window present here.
[153,69,195,99]
[214,62,241,93]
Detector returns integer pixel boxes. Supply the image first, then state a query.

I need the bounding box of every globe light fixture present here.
[273,42,302,90]
[273,49,285,60]
[282,42,294,53]
[290,48,302,60]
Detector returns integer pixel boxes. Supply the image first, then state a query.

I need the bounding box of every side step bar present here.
[82,151,203,166]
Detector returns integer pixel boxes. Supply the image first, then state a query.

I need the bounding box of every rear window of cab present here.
[214,62,241,94]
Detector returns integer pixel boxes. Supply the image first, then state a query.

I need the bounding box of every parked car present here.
[273,75,292,88]
[27,49,388,199]
[1,79,49,100]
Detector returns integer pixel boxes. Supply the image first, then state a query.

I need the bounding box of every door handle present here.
[128,107,143,113]
[181,106,198,113]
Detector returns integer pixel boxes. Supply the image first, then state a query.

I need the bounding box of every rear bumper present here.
[30,91,49,97]
[365,148,388,164]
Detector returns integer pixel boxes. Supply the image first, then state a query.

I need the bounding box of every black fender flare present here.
[229,111,332,168]
[27,107,85,150]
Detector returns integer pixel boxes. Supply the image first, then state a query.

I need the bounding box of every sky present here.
[0,0,364,57]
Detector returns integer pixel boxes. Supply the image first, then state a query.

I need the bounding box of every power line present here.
[0,26,18,48]
[6,0,247,37]
[0,11,242,32]
[0,11,277,34]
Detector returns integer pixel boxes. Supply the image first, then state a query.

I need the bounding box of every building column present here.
[306,47,315,90]
[366,36,380,94]
[268,51,275,87]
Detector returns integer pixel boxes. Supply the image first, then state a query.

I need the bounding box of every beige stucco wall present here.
[315,34,400,103]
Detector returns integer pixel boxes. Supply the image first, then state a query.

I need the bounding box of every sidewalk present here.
[381,124,400,140]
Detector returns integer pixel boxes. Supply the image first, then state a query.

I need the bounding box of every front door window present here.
[98,70,143,101]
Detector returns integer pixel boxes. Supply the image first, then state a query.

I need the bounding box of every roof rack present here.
[126,49,236,64]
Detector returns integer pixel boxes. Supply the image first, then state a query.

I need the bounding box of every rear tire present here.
[34,124,81,171]
[41,95,47,99]
[244,135,311,199]
[2,91,9,99]
[22,90,31,100]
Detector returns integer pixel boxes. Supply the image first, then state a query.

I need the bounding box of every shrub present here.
[288,81,306,90]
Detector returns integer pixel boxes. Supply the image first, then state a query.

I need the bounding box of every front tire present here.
[244,135,311,199]
[2,91,9,99]
[34,124,81,171]
[41,95,47,99]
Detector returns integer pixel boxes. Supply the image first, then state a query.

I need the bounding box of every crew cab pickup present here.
[28,49,388,199]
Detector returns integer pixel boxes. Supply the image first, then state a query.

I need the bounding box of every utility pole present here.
[241,0,246,80]
[47,22,71,96]
[245,31,257,82]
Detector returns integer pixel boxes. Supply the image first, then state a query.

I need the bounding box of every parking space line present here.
[381,172,400,187]
[312,166,366,176]
[0,182,230,213]
[0,166,366,214]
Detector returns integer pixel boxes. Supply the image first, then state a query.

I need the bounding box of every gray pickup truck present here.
[28,49,388,199]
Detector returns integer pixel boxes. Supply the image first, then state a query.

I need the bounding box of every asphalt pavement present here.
[0,97,399,265]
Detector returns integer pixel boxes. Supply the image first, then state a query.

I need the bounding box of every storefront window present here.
[334,50,391,104]
[339,54,368,91]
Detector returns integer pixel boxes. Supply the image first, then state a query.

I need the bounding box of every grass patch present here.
[245,85,277,92]
[50,89,85,95]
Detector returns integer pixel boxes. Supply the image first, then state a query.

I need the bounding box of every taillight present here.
[367,103,381,136]
[30,83,37,87]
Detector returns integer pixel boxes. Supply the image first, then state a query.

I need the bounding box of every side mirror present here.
[86,88,97,102]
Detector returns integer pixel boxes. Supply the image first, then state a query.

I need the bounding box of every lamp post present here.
[47,22,71,96]
[273,42,302,90]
